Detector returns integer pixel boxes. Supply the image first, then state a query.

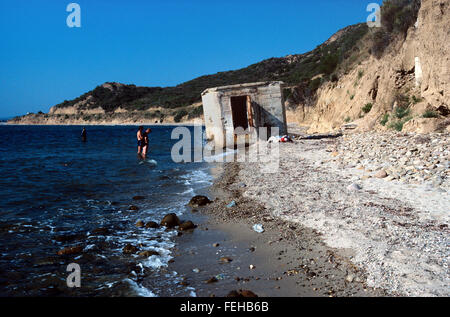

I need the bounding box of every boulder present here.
[123,243,139,254]
[57,246,83,256]
[188,195,211,207]
[145,221,159,229]
[178,221,196,231]
[136,221,145,228]
[160,213,181,228]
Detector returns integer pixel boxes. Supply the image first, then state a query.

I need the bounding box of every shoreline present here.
[166,130,448,297]
[165,163,388,297]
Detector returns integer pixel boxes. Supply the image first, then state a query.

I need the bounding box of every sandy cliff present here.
[293,0,449,134]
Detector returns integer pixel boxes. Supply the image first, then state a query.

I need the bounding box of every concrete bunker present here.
[201,81,287,148]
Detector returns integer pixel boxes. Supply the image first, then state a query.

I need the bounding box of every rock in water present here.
[188,195,211,207]
[145,221,159,229]
[123,244,139,254]
[375,170,388,178]
[90,227,110,236]
[57,246,83,256]
[205,277,218,284]
[179,221,196,231]
[160,213,181,228]
[128,205,139,211]
[132,196,145,201]
[138,250,159,257]
[136,221,145,228]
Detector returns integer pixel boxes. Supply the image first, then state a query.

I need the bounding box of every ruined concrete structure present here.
[201,81,287,148]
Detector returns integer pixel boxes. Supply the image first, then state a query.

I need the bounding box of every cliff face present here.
[294,0,449,134]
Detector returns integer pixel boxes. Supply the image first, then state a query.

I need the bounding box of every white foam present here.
[125,278,157,297]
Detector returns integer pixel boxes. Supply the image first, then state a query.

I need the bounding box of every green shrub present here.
[174,109,188,122]
[380,113,389,126]
[350,94,355,100]
[362,103,373,113]
[388,120,404,131]
[394,106,410,119]
[344,116,351,123]
[422,110,439,118]
[309,77,322,91]
[330,73,339,82]
[357,70,364,79]
[187,106,203,119]
[411,95,423,104]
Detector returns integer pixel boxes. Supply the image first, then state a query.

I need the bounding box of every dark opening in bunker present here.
[230,96,249,130]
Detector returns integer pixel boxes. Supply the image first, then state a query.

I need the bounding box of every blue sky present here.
[0,0,379,117]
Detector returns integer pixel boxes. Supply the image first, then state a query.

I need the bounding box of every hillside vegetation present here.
[48,24,369,115]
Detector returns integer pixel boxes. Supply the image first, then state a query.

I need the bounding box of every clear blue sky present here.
[0,0,379,117]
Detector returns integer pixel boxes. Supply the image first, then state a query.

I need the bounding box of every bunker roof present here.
[201,81,284,96]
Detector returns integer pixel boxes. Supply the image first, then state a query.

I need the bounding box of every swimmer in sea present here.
[142,128,151,159]
[137,126,144,156]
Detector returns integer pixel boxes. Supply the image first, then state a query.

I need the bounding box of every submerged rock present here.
[138,250,159,257]
[132,196,145,201]
[54,234,86,242]
[145,221,159,229]
[188,195,211,207]
[136,221,145,228]
[90,227,110,236]
[123,244,139,254]
[160,213,181,228]
[179,221,196,231]
[57,246,83,256]
[128,205,139,211]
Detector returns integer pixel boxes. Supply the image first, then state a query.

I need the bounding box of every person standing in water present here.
[142,128,151,159]
[137,126,144,156]
[81,127,87,142]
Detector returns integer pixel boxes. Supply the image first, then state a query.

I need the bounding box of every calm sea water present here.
[0,125,214,296]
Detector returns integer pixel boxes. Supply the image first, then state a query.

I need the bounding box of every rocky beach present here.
[166,129,449,297]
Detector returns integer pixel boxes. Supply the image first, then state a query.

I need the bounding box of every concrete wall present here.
[202,82,287,148]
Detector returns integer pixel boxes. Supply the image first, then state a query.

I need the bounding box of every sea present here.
[0,125,219,296]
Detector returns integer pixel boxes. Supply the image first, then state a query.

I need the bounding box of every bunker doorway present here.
[230,95,254,130]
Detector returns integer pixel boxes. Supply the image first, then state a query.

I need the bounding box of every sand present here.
[235,137,449,297]
[165,164,388,297]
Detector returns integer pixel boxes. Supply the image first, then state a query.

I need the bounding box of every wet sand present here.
[166,163,388,297]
